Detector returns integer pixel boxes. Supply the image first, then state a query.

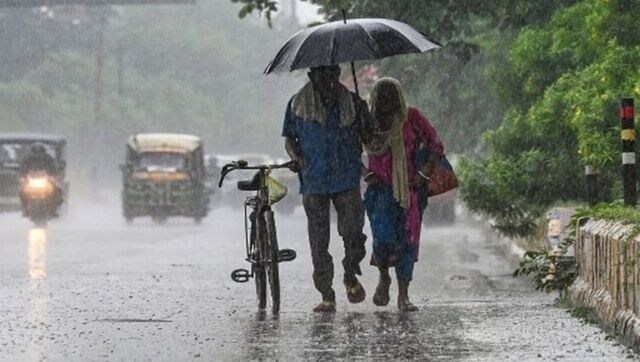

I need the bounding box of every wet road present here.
[0,197,636,361]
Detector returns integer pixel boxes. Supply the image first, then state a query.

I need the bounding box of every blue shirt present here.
[282,97,363,195]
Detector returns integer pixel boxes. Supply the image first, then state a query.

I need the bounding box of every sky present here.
[295,0,322,24]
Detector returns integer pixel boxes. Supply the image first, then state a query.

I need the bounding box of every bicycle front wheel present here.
[263,209,280,314]
[252,211,267,310]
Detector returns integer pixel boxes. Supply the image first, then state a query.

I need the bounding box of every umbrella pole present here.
[350,62,359,96]
[342,9,360,96]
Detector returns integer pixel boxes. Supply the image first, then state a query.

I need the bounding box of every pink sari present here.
[367,107,444,254]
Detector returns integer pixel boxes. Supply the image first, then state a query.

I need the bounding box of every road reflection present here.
[26,227,49,362]
[307,312,336,356]
[28,228,47,279]
[243,311,281,360]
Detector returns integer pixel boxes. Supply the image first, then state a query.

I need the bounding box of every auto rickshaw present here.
[120,133,210,223]
[0,133,68,213]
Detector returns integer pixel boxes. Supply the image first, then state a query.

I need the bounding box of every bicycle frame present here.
[242,170,269,267]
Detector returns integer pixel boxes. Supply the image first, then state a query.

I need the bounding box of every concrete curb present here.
[569,218,640,352]
[569,277,640,350]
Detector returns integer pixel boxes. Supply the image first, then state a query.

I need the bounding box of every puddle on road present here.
[96,318,173,323]
[232,307,493,361]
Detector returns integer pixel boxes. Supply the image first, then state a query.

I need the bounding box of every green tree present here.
[460,0,640,236]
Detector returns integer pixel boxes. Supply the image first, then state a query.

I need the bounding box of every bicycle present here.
[218,159,297,313]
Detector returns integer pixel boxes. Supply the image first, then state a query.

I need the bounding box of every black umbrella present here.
[265,16,441,93]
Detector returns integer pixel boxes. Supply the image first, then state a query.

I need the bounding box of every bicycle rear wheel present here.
[254,264,266,310]
[252,211,267,310]
[264,209,280,314]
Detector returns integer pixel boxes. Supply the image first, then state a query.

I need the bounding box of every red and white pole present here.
[621,98,636,206]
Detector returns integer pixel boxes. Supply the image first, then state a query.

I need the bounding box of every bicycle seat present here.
[237,171,261,191]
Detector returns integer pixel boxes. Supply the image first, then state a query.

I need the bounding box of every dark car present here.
[0,133,67,212]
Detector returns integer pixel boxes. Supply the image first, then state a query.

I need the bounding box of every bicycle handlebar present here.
[218,159,297,188]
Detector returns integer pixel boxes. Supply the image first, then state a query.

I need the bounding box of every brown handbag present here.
[408,116,458,197]
[426,158,459,197]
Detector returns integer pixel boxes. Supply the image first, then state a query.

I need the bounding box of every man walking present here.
[282,65,370,313]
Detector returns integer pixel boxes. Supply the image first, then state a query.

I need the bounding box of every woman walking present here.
[363,77,443,311]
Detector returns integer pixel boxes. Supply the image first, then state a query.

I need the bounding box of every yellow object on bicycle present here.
[267,175,288,205]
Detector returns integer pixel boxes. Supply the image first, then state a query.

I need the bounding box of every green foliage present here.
[513,230,576,295]
[459,110,584,236]
[575,202,640,234]
[460,0,640,237]
[515,200,640,299]
[231,0,277,25]
[497,1,607,111]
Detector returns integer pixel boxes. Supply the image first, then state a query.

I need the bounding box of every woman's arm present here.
[408,107,444,179]
[409,107,444,155]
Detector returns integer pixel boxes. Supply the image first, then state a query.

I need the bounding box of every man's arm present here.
[284,137,303,166]
[351,93,379,184]
[282,97,303,169]
[352,93,374,144]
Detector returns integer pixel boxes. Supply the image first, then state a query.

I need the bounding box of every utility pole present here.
[585,165,598,206]
[117,40,125,118]
[91,8,107,187]
[621,98,636,206]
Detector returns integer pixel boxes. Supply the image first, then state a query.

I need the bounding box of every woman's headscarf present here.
[365,77,410,209]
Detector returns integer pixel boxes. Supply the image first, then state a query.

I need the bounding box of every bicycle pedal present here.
[231,268,251,283]
[278,249,297,262]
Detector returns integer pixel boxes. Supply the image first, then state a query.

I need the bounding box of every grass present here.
[577,202,640,235]
[554,296,600,325]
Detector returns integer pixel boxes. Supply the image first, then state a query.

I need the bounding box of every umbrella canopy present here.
[265,18,441,74]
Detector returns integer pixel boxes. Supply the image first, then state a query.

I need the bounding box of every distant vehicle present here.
[205,153,239,207]
[0,133,68,214]
[212,153,270,206]
[21,170,62,226]
[120,133,210,224]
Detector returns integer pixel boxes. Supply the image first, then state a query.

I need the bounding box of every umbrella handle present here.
[350,62,359,96]
[342,9,360,96]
